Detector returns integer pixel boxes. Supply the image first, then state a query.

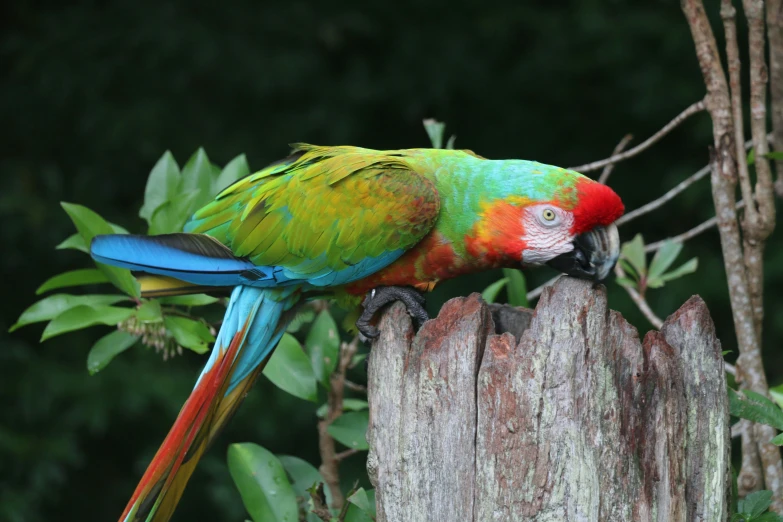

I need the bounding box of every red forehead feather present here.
[570,180,624,235]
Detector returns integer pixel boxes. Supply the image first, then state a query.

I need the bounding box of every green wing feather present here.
[185,144,440,285]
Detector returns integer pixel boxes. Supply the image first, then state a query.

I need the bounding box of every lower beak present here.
[546,223,620,282]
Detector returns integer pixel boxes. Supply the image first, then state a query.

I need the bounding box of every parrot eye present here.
[542,209,556,221]
[536,207,561,226]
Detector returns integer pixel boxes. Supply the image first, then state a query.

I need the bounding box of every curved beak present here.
[545,223,620,282]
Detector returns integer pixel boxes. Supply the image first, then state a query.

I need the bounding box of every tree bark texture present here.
[366,277,730,522]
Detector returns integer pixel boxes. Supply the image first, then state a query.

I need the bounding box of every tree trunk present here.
[366,277,730,522]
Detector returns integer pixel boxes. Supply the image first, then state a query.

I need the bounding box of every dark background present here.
[3,1,782,521]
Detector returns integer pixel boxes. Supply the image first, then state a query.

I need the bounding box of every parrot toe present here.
[356,286,429,340]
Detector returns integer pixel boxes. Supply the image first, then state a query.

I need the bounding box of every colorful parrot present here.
[90,144,624,522]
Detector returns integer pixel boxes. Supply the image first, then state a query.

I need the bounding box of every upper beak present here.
[545,223,620,282]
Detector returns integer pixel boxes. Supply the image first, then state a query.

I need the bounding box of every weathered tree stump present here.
[366,277,730,522]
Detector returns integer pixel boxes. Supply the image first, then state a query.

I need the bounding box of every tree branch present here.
[569,100,706,173]
[614,263,664,329]
[643,200,746,253]
[598,134,634,184]
[767,0,783,197]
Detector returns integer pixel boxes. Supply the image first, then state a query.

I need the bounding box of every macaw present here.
[90,144,624,522]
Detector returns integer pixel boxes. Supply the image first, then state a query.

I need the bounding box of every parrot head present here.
[521,178,623,281]
[468,169,624,282]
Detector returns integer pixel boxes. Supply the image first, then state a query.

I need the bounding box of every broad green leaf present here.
[344,489,376,522]
[136,300,162,323]
[660,258,699,282]
[481,277,508,304]
[316,399,369,418]
[756,512,783,522]
[771,433,783,446]
[139,151,181,222]
[738,490,773,518]
[646,276,665,289]
[56,234,89,253]
[56,222,128,253]
[305,310,340,387]
[159,294,220,307]
[36,269,109,295]
[277,454,333,521]
[214,153,250,194]
[286,307,316,333]
[423,118,445,149]
[263,334,318,402]
[41,304,134,341]
[770,384,783,410]
[61,202,140,297]
[502,268,528,307]
[327,411,369,450]
[87,330,139,374]
[621,234,646,277]
[180,148,214,211]
[163,316,214,354]
[648,240,682,281]
[10,294,126,332]
[227,443,299,522]
[148,190,201,235]
[729,388,783,431]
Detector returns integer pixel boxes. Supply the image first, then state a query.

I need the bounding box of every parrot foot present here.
[356,286,429,340]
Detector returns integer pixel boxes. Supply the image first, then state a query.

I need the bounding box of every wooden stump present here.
[366,277,730,522]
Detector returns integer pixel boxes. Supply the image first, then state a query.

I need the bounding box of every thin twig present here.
[335,448,360,461]
[614,263,663,329]
[569,100,706,173]
[317,335,360,510]
[726,362,737,376]
[598,134,634,184]
[308,483,334,522]
[643,200,746,253]
[344,380,367,394]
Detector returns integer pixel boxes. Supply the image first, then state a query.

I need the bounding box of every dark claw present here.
[355,286,430,340]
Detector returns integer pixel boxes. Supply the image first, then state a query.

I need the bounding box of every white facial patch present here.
[520,205,575,265]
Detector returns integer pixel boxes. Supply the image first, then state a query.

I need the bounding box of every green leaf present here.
[163,316,214,354]
[56,222,128,254]
[351,353,367,368]
[344,489,376,522]
[227,443,299,522]
[738,490,773,518]
[327,411,369,450]
[481,277,508,304]
[756,512,783,522]
[263,334,318,402]
[445,134,457,150]
[660,258,699,282]
[277,454,333,520]
[180,148,214,212]
[56,234,89,253]
[422,118,445,149]
[748,147,756,165]
[502,268,528,307]
[316,399,369,418]
[286,307,316,333]
[10,293,127,332]
[648,240,682,281]
[61,202,140,297]
[36,269,109,295]
[621,234,646,277]
[139,151,181,222]
[159,294,220,307]
[305,310,340,387]
[618,259,639,280]
[148,190,201,235]
[729,388,783,431]
[214,153,250,194]
[87,330,139,374]
[136,300,163,323]
[769,384,783,409]
[764,151,783,161]
[41,304,134,341]
[615,277,638,289]
[771,433,783,446]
